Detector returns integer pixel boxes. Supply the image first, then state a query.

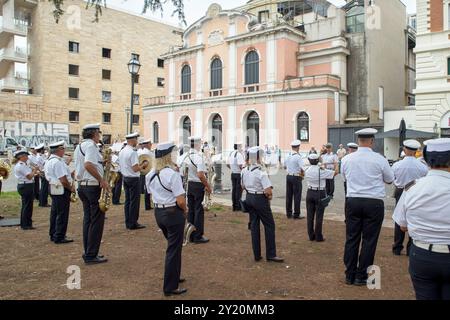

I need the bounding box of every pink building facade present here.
[143,3,349,155]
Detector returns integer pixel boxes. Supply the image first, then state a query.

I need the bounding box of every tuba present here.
[139,154,152,176]
[183,222,196,246]
[99,148,119,213]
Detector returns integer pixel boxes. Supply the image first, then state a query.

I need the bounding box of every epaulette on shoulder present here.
[405,180,416,191]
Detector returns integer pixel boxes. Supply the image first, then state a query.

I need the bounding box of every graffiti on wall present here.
[0,121,69,147]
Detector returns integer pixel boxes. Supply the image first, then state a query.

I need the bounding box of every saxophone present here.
[99,148,119,213]
[183,222,196,246]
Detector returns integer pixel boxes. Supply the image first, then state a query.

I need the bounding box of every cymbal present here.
[139,154,152,175]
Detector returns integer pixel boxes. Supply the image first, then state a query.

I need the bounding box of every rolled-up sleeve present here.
[260,172,272,190]
[84,144,98,164]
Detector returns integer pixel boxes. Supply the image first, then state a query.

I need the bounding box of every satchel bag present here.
[50,183,64,196]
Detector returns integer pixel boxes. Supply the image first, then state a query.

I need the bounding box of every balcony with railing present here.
[0,16,28,36]
[0,75,29,92]
[144,74,341,107]
[0,46,27,63]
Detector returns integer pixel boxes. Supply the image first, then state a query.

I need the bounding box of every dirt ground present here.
[0,195,414,300]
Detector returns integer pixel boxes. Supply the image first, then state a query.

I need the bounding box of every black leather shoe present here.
[179,278,186,283]
[393,250,402,256]
[54,238,74,244]
[193,237,209,244]
[287,215,293,219]
[164,288,187,296]
[254,256,263,262]
[129,224,146,230]
[84,256,108,265]
[267,257,284,263]
[293,216,305,220]
[354,278,367,286]
[345,277,355,285]
[316,238,326,242]
[22,226,36,230]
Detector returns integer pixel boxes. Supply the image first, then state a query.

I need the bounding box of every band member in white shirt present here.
[28,145,41,200]
[44,141,74,244]
[320,143,339,197]
[304,154,338,241]
[183,136,212,244]
[75,123,110,265]
[227,142,245,211]
[146,142,188,296]
[35,144,49,207]
[241,147,284,263]
[284,140,305,219]
[391,139,429,256]
[393,138,450,300]
[119,133,148,230]
[341,128,394,286]
[14,150,39,230]
[111,149,122,205]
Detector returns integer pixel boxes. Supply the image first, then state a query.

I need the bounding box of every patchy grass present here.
[0,192,21,217]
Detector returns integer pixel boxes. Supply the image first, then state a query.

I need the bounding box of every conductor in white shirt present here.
[341,128,394,286]
[284,140,305,219]
[393,138,450,300]
[391,139,429,256]
[227,143,245,211]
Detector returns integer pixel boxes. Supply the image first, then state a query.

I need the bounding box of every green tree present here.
[51,0,185,24]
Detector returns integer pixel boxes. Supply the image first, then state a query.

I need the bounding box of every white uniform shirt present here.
[321,152,338,170]
[228,150,245,174]
[28,153,39,167]
[393,170,450,245]
[285,152,304,175]
[341,147,394,199]
[183,150,206,183]
[119,145,140,178]
[392,156,429,188]
[146,167,185,205]
[305,166,335,189]
[74,139,104,182]
[14,161,33,184]
[44,155,72,185]
[241,165,272,193]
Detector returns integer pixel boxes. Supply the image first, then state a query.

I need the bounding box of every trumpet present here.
[183,222,196,246]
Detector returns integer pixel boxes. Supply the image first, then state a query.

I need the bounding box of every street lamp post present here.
[127,56,141,134]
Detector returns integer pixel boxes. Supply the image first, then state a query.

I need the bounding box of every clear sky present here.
[104,0,417,27]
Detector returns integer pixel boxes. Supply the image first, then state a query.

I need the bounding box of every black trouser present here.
[154,206,185,294]
[409,244,450,300]
[231,173,242,210]
[306,189,326,241]
[325,177,335,197]
[187,181,205,241]
[17,183,34,229]
[123,176,141,228]
[344,197,384,281]
[286,175,302,217]
[112,172,122,205]
[344,181,348,221]
[78,186,104,260]
[49,189,71,241]
[140,175,152,210]
[393,187,412,255]
[39,175,49,206]
[246,193,277,259]
[33,176,40,200]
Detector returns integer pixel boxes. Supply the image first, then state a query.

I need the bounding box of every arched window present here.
[211,114,223,152]
[153,121,159,143]
[246,111,260,147]
[181,65,191,94]
[297,112,309,142]
[210,58,223,90]
[182,116,191,144]
[245,51,259,85]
